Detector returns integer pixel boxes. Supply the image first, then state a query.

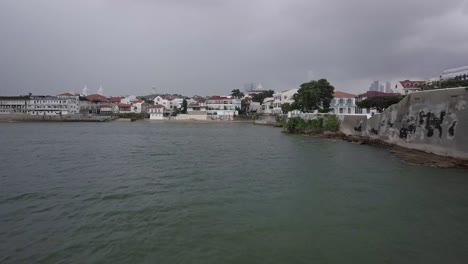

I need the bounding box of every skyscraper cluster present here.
[369,81,393,93]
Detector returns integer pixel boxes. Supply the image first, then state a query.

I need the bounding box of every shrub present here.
[323,115,340,132]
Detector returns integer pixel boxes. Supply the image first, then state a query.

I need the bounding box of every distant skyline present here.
[1,0,467,96]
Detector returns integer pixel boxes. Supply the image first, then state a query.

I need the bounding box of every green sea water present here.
[1,122,467,263]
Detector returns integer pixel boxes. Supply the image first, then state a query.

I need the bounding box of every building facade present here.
[148,105,165,120]
[272,88,298,114]
[0,96,30,114]
[330,91,357,114]
[28,95,80,116]
[206,96,241,119]
[399,80,426,95]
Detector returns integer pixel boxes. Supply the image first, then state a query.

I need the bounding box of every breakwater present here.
[0,113,113,122]
[340,87,468,159]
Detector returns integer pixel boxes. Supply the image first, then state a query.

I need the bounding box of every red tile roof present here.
[148,104,165,109]
[118,103,132,108]
[399,80,426,89]
[86,94,109,102]
[207,96,233,100]
[100,104,112,108]
[109,97,122,103]
[333,91,356,97]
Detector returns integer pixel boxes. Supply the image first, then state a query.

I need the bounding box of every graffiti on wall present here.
[369,110,458,140]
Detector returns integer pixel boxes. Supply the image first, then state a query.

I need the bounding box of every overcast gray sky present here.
[1,0,467,96]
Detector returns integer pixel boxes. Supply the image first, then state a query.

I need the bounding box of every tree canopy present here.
[356,96,404,113]
[181,99,188,114]
[230,89,244,99]
[251,90,274,104]
[292,79,334,113]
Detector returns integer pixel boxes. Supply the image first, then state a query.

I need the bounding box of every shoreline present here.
[287,130,468,169]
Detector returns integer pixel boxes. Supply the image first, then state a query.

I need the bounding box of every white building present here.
[29,95,80,116]
[131,100,147,114]
[121,95,137,104]
[153,96,184,112]
[117,103,132,114]
[272,88,298,114]
[0,95,30,114]
[187,103,207,113]
[148,104,166,120]
[260,97,275,115]
[79,97,99,115]
[330,91,357,115]
[247,101,261,113]
[399,80,425,95]
[206,96,241,120]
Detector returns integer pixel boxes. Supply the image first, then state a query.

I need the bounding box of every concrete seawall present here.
[254,116,278,125]
[339,87,468,159]
[0,114,112,122]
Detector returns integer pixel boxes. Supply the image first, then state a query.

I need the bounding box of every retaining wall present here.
[363,88,468,159]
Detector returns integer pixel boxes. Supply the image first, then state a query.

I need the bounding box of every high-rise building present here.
[244,82,264,92]
[385,81,391,93]
[369,80,393,93]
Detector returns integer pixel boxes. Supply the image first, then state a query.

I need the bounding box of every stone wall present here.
[0,113,111,122]
[254,115,278,125]
[175,114,207,120]
[339,88,468,159]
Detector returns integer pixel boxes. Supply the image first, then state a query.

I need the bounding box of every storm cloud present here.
[1,0,467,96]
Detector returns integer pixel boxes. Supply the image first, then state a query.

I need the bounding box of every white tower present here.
[82,85,89,96]
[97,86,104,95]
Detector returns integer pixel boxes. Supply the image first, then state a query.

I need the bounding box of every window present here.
[339,108,343,113]
[346,98,352,104]
[348,108,351,114]
[339,98,344,104]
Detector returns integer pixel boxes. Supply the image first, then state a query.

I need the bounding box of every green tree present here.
[231,89,244,99]
[239,98,250,115]
[356,96,404,113]
[251,90,275,104]
[181,99,188,114]
[293,79,335,113]
[281,103,293,113]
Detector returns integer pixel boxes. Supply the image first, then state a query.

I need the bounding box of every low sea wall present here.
[339,88,468,159]
[174,114,208,121]
[254,115,278,125]
[0,113,112,122]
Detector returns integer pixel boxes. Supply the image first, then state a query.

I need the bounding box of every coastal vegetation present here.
[181,99,188,114]
[117,113,145,119]
[251,90,275,104]
[284,115,340,134]
[356,96,404,113]
[422,76,468,90]
[292,79,335,113]
[230,89,244,99]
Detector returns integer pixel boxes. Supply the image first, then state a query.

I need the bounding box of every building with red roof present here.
[399,80,426,95]
[108,97,122,103]
[86,94,109,103]
[58,92,76,96]
[331,91,357,114]
[206,96,241,119]
[148,104,166,120]
[117,103,132,113]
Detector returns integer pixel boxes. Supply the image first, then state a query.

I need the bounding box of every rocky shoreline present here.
[287,130,468,169]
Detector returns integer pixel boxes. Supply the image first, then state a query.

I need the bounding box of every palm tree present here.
[231,89,244,99]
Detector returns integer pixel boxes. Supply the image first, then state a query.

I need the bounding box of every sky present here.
[0,0,467,97]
